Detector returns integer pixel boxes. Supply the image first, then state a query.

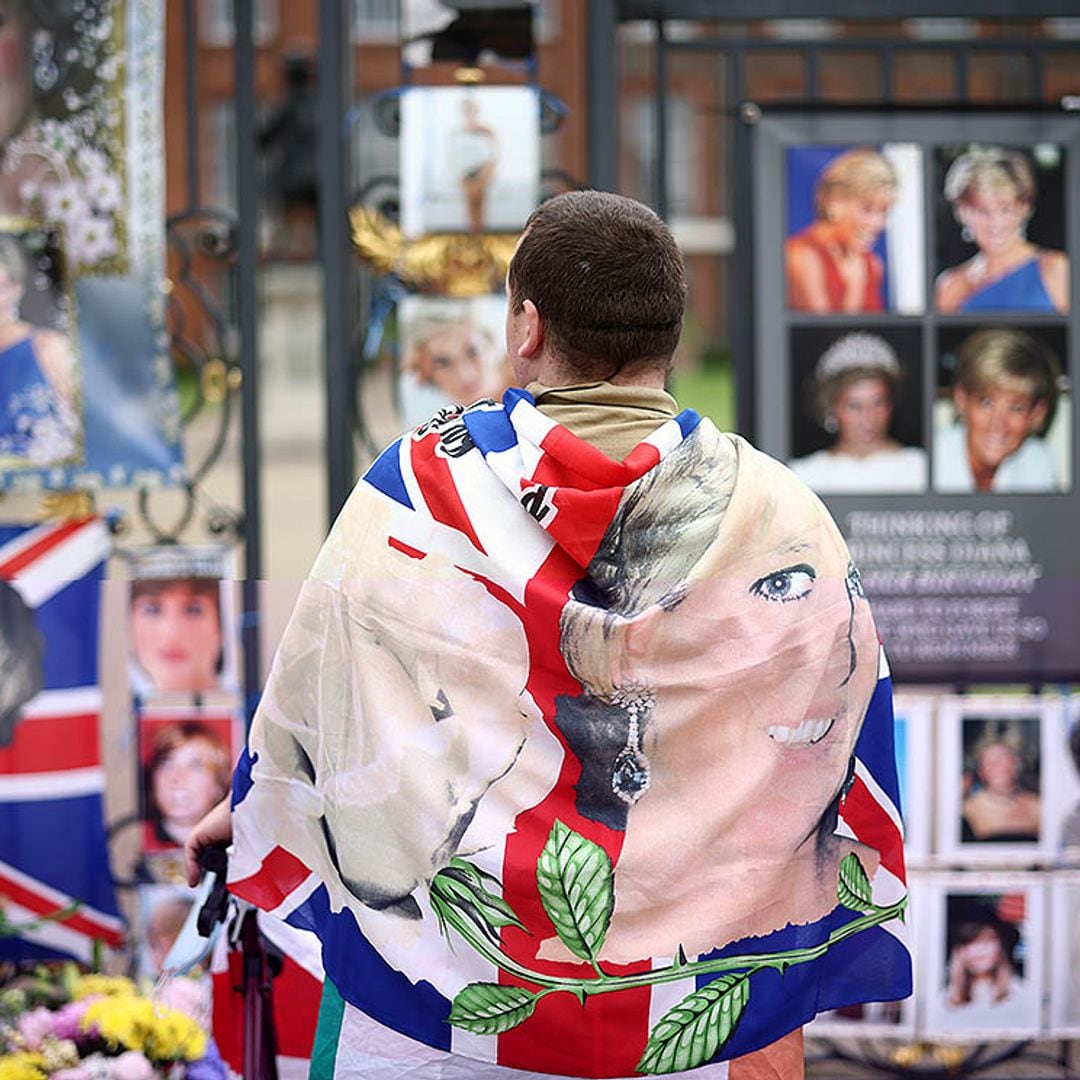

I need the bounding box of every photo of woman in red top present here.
[786,149,899,314]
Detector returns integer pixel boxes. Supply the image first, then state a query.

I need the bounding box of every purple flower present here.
[184,1037,227,1080]
[17,1005,56,1050]
[53,999,92,1041]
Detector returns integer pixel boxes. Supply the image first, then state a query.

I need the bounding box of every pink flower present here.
[53,999,92,1041]
[17,1004,56,1050]
[109,1051,155,1080]
[52,1069,92,1080]
[157,976,211,1027]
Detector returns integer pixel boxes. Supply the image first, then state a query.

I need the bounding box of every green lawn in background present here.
[670,359,737,434]
[176,366,200,416]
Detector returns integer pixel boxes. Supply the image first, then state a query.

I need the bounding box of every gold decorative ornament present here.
[454,66,486,84]
[38,491,95,521]
[200,358,230,405]
[349,207,519,298]
[890,1042,924,1068]
[931,1043,968,1069]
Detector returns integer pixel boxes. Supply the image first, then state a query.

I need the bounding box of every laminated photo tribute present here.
[1,0,181,492]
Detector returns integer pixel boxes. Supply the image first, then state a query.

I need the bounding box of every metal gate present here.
[585,2,1080,440]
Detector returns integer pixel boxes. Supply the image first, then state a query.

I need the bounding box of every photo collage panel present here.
[807,694,1080,1044]
[124,544,244,880]
[783,141,1072,498]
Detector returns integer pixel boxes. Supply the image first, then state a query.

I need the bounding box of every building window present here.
[198,0,279,48]
[353,0,400,43]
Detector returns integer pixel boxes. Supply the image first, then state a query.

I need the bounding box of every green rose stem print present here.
[429,820,907,1076]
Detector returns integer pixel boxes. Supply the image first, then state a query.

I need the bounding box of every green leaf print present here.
[535,819,614,964]
[636,972,751,1075]
[447,983,539,1035]
[836,853,873,912]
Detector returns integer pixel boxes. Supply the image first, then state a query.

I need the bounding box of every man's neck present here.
[529,353,669,391]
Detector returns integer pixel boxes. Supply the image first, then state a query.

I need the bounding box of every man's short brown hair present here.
[507,191,686,379]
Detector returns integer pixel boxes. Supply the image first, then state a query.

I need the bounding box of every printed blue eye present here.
[749,563,816,603]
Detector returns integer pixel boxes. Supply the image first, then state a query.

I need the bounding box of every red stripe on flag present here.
[0,713,100,774]
[230,847,312,910]
[496,547,653,1076]
[620,440,663,477]
[0,873,123,946]
[388,536,427,560]
[546,487,623,568]
[410,436,487,554]
[0,519,92,580]
[842,776,906,884]
[528,428,663,567]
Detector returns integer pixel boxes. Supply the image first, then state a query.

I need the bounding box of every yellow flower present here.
[79,997,207,1065]
[0,1051,46,1080]
[71,975,138,1000]
[143,1006,207,1063]
[80,996,152,1054]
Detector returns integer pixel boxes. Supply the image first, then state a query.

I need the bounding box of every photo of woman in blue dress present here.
[0,231,80,471]
[935,145,1069,314]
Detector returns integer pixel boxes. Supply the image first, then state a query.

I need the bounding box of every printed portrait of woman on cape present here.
[230,417,887,982]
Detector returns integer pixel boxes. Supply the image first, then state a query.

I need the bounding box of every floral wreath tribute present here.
[0,967,223,1080]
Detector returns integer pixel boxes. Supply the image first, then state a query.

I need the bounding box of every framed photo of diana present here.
[399,85,540,239]
[937,696,1063,865]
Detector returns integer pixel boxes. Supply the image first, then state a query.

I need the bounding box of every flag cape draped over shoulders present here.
[229,389,911,1078]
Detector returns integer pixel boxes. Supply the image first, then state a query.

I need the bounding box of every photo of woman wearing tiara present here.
[787,327,926,495]
[935,145,1069,314]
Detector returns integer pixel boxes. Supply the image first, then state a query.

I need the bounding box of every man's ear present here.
[517,299,543,358]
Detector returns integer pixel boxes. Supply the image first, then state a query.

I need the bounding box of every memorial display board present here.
[753,112,1080,682]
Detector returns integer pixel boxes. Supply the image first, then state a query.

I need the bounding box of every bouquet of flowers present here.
[0,967,224,1080]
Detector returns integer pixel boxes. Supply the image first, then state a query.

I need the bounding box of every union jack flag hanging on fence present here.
[0,518,123,962]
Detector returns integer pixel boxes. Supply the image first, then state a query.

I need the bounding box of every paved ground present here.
[806,1036,1078,1077]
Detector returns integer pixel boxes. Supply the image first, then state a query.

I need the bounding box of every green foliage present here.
[428,825,906,1074]
[669,355,735,432]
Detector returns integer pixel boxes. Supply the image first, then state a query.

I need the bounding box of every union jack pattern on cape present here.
[229,390,911,1077]
[0,518,123,963]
